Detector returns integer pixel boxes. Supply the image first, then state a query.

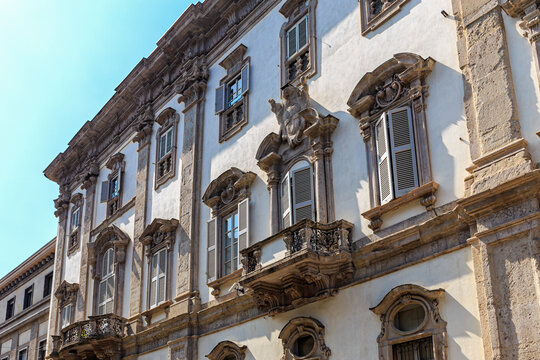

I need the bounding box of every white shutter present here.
[375,113,394,204]
[237,198,249,254]
[292,166,314,223]
[150,253,157,307]
[100,181,109,202]
[241,63,250,95]
[388,107,418,197]
[207,218,217,282]
[215,85,226,114]
[298,16,308,49]
[158,250,166,303]
[287,26,297,58]
[281,173,292,228]
[166,127,173,153]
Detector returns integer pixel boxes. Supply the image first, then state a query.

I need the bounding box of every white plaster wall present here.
[135,347,168,360]
[62,185,86,284]
[199,0,470,303]
[503,12,540,164]
[198,247,483,359]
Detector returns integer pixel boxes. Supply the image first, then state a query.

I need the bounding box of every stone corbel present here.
[132,106,155,147]
[54,185,71,218]
[81,160,100,190]
[175,56,209,106]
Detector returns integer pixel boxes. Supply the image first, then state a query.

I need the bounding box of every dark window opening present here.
[23,285,33,309]
[6,297,15,320]
[43,272,53,297]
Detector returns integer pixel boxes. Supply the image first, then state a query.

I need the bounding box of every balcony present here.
[239,219,354,315]
[51,315,125,359]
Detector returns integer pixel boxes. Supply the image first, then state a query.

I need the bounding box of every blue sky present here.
[0,0,197,278]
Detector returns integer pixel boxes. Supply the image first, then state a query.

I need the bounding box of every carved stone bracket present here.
[132,106,155,147]
[54,185,71,218]
[176,56,209,106]
[80,159,100,190]
[206,340,247,360]
[202,168,256,215]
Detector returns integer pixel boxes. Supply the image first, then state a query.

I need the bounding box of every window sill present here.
[207,268,243,297]
[141,300,173,326]
[362,181,439,231]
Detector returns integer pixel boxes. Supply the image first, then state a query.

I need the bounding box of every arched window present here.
[279,317,330,360]
[97,248,115,314]
[88,225,129,316]
[370,284,447,360]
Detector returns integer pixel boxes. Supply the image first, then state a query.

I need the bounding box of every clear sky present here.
[0,0,198,279]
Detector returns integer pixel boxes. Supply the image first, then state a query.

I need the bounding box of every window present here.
[23,285,33,309]
[347,53,436,231]
[6,297,15,320]
[370,284,447,360]
[17,349,27,360]
[281,162,314,228]
[359,0,411,35]
[279,317,330,360]
[71,207,81,230]
[98,248,115,314]
[215,44,250,142]
[37,340,46,360]
[203,168,254,291]
[149,249,166,308]
[68,193,83,254]
[43,272,53,297]
[61,304,72,329]
[279,0,317,87]
[155,108,179,188]
[101,153,124,217]
[206,341,247,360]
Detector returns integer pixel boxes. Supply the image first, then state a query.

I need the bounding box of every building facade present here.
[43,0,540,359]
[0,240,55,360]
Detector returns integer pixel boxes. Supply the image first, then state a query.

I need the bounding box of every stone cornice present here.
[44,0,280,188]
[0,238,56,300]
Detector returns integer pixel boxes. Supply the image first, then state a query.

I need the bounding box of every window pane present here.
[151,253,158,279]
[159,250,166,274]
[150,278,157,306]
[158,276,166,303]
[98,304,105,315]
[298,17,308,49]
[166,129,173,153]
[105,300,113,314]
[106,277,114,299]
[287,27,297,58]
[99,281,106,304]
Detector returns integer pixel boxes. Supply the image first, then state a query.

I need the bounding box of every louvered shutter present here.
[116,169,122,197]
[207,218,217,282]
[287,27,297,58]
[292,166,314,223]
[375,114,394,204]
[281,173,292,228]
[215,85,226,114]
[237,198,249,254]
[100,181,109,202]
[388,107,418,197]
[157,250,166,303]
[241,63,250,95]
[298,16,308,49]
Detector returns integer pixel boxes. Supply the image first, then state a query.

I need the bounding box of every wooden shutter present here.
[100,181,109,203]
[237,198,249,254]
[207,218,217,282]
[116,169,122,197]
[375,114,394,204]
[157,250,166,303]
[241,63,250,95]
[388,107,418,197]
[292,166,314,223]
[281,173,292,228]
[287,26,297,58]
[298,16,308,49]
[215,85,225,114]
[150,253,157,307]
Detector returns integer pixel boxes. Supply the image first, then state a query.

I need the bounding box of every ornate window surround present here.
[279,0,318,88]
[206,341,247,360]
[67,193,83,256]
[202,167,255,295]
[102,153,125,218]
[259,79,338,235]
[88,225,129,316]
[279,317,331,360]
[215,44,250,143]
[347,53,438,231]
[370,284,447,360]
[154,108,180,189]
[359,0,411,35]
[54,281,79,329]
[140,218,178,323]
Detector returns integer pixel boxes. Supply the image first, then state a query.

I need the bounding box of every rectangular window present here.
[158,127,174,161]
[281,163,314,228]
[61,304,72,329]
[6,297,15,320]
[286,16,309,59]
[149,249,167,308]
[37,340,46,360]
[227,75,242,107]
[109,176,119,200]
[23,286,33,309]
[71,207,80,230]
[43,272,53,298]
[17,349,27,360]
[222,211,239,276]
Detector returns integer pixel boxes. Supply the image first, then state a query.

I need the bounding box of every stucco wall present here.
[198,247,483,359]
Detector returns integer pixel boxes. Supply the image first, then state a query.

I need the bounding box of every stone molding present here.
[154,108,180,190]
[206,340,247,360]
[67,193,84,256]
[202,167,256,216]
[54,281,79,308]
[359,0,412,35]
[279,317,330,360]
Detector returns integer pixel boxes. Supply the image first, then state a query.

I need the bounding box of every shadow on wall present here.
[363,0,422,40]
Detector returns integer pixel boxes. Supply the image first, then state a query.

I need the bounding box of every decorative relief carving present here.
[279,317,331,360]
[54,281,79,308]
[54,185,71,218]
[202,168,256,214]
[140,218,179,256]
[206,341,247,360]
[176,56,209,105]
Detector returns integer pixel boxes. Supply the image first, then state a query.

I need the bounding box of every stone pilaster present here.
[127,117,154,332]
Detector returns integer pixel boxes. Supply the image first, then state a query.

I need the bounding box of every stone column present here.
[127,114,154,333]
[46,186,70,356]
[76,161,99,321]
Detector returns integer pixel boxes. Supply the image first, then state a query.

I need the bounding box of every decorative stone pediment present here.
[70,193,83,206]
[202,168,256,212]
[279,0,309,18]
[88,225,130,279]
[105,153,125,171]
[206,341,247,360]
[140,218,179,255]
[269,78,319,148]
[347,53,434,117]
[156,107,179,127]
[54,281,79,307]
[279,317,331,360]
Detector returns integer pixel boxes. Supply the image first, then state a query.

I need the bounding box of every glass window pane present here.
[106,276,114,299]
[99,281,106,303]
[166,129,173,153]
[159,250,166,274]
[158,276,166,303]
[105,300,113,314]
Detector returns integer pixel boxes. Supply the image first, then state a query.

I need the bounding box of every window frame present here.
[280,160,315,230]
[154,108,180,189]
[16,348,27,360]
[43,272,53,298]
[221,209,240,277]
[215,44,250,143]
[359,0,411,35]
[97,247,115,315]
[100,153,124,218]
[60,303,73,329]
[5,297,15,320]
[36,339,46,360]
[68,193,83,255]
[23,285,33,310]
[149,248,167,308]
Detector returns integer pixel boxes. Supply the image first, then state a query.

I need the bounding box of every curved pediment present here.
[347,53,435,116]
[202,168,256,209]
[206,341,247,360]
[369,284,444,315]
